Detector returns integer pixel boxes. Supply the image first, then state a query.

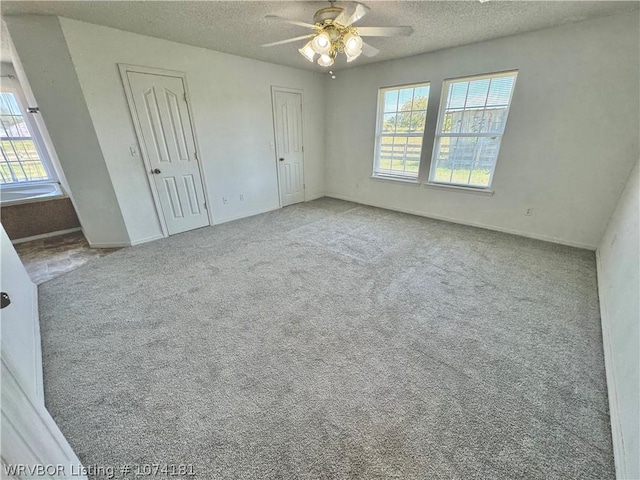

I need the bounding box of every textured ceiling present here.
[1,1,638,71]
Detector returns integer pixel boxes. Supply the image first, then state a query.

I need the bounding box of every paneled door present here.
[124,69,209,235]
[1,226,87,478]
[272,88,305,207]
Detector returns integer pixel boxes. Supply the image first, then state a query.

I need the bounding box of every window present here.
[429,71,517,189]
[373,83,430,180]
[0,91,52,185]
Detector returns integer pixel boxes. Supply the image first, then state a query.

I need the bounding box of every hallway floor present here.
[15,231,121,284]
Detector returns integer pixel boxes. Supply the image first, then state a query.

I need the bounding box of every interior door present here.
[126,71,209,235]
[1,226,86,478]
[272,89,305,206]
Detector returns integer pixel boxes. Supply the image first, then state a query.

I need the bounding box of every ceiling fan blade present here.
[265,15,317,30]
[357,26,414,37]
[261,34,315,48]
[361,42,380,58]
[335,3,370,27]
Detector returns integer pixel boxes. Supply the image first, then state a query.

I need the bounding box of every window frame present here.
[0,82,57,188]
[427,70,518,190]
[372,81,431,181]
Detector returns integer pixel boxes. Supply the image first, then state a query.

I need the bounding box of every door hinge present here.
[184,92,188,102]
[204,202,208,210]
[194,151,198,160]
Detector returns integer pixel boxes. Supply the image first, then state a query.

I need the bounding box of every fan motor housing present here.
[313,6,344,25]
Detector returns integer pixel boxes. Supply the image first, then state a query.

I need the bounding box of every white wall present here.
[4,16,130,247]
[597,160,639,480]
[325,13,639,249]
[57,18,326,245]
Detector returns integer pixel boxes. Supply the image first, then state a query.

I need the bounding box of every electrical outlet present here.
[129,145,139,157]
[525,208,534,216]
[239,193,245,201]
[222,197,229,204]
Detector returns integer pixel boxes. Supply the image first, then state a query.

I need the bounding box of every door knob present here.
[151,168,161,174]
[1,292,10,309]
[279,158,284,162]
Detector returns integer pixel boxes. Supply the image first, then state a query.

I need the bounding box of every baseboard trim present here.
[130,234,165,246]
[325,193,597,250]
[87,240,131,248]
[11,227,82,245]
[305,192,326,202]
[213,205,281,226]
[595,248,625,479]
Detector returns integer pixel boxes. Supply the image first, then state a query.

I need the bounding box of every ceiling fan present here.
[262,2,414,67]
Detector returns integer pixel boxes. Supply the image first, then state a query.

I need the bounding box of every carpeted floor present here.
[38,198,613,479]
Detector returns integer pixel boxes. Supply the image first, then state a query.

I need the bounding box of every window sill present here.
[0,182,65,205]
[424,182,494,196]
[368,175,495,196]
[370,175,420,186]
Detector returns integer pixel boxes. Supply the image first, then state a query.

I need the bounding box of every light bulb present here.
[311,31,332,54]
[298,41,316,62]
[317,53,334,67]
[343,31,363,57]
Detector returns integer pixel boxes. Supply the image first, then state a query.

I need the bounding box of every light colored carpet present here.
[38,198,613,479]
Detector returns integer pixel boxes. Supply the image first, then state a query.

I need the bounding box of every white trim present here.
[595,248,625,479]
[212,205,280,226]
[304,192,326,202]
[87,240,131,248]
[10,227,82,245]
[370,175,420,186]
[424,182,494,196]
[0,182,65,206]
[130,234,165,246]
[325,193,596,250]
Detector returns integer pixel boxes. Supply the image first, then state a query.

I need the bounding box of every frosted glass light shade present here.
[346,50,362,63]
[343,32,363,57]
[317,53,334,67]
[298,41,316,62]
[312,32,332,54]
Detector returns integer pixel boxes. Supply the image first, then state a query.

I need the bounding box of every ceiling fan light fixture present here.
[343,31,363,57]
[312,31,332,54]
[264,4,413,67]
[298,41,316,62]
[346,50,361,63]
[317,53,335,67]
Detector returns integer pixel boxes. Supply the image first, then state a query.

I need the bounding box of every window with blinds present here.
[429,71,517,188]
[0,91,51,184]
[373,83,430,180]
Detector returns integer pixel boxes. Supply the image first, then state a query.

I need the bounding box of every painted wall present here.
[597,160,639,480]
[57,17,326,245]
[325,13,639,249]
[4,16,130,247]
